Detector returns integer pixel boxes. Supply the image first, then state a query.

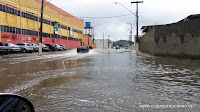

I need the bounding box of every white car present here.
[16,43,34,53]
[3,43,21,52]
[31,43,39,51]
[60,45,67,50]
[53,44,62,51]
[42,44,50,51]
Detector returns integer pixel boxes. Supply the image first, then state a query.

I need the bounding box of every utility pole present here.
[103,32,104,50]
[92,28,95,43]
[38,0,44,56]
[131,1,143,44]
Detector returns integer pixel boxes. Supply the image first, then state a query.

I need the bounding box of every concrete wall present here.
[95,39,108,48]
[139,18,200,59]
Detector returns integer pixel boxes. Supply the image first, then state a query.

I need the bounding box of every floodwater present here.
[0,49,199,112]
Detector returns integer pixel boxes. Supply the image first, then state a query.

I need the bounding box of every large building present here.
[0,0,85,49]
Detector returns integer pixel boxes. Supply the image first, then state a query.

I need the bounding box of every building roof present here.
[141,25,156,33]
[179,14,200,22]
[84,34,92,37]
[141,14,200,33]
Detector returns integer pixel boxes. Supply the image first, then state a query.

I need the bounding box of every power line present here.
[77,14,132,19]
[44,0,52,7]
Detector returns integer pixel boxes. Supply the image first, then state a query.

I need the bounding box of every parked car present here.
[31,43,39,51]
[16,43,34,53]
[0,42,11,54]
[60,45,67,50]
[53,44,62,51]
[41,44,49,51]
[77,46,89,53]
[88,46,93,49]
[45,44,56,51]
[3,43,21,52]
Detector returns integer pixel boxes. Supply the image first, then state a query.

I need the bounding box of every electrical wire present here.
[44,0,52,7]
[139,12,146,25]
[77,14,132,19]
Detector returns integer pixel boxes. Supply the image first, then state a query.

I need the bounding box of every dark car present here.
[45,44,56,51]
[77,46,89,53]
[88,46,93,49]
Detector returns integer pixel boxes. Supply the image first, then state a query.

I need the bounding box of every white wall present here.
[94,39,109,48]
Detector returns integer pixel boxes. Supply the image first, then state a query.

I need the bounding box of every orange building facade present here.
[84,34,96,48]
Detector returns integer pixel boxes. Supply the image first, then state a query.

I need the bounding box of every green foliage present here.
[117,43,123,47]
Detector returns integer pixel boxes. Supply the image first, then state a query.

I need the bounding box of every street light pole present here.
[115,2,135,51]
[127,23,132,51]
[38,0,44,56]
[115,2,135,15]
[103,32,104,50]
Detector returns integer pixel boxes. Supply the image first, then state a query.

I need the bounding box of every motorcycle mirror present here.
[0,93,35,112]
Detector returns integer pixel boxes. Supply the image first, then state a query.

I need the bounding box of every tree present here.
[117,43,123,47]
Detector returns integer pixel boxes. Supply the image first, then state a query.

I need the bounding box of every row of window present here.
[1,25,20,34]
[61,36,68,40]
[0,4,83,34]
[68,37,74,40]
[1,25,82,41]
[53,35,80,41]
[22,29,38,36]
[78,39,82,42]
[74,38,79,41]
[61,25,68,30]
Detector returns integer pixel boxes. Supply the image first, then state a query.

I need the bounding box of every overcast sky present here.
[51,0,200,41]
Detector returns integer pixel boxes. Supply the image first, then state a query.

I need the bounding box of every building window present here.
[11,8,14,14]
[24,12,27,18]
[7,7,11,13]
[68,37,73,40]
[14,9,16,15]
[3,26,6,32]
[27,13,30,19]
[22,12,24,17]
[0,4,2,11]
[17,10,20,16]
[79,39,82,42]
[12,27,16,33]
[2,5,6,12]
[16,28,20,34]
[6,26,9,32]
[22,29,25,34]
[1,25,4,32]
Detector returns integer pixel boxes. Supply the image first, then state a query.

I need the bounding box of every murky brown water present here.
[0,49,199,112]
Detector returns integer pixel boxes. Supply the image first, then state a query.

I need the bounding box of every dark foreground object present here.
[0,94,35,112]
[77,46,89,53]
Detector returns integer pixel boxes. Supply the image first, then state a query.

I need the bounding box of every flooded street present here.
[0,49,200,112]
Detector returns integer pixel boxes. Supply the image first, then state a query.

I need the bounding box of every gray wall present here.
[139,18,200,59]
[95,39,109,48]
